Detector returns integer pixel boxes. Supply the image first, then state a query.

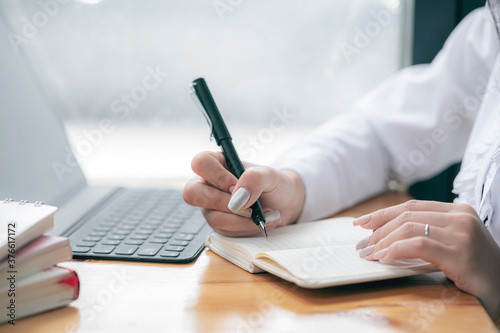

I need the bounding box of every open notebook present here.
[206,217,438,288]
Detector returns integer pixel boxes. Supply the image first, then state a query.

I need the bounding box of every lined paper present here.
[211,217,369,257]
[256,245,430,281]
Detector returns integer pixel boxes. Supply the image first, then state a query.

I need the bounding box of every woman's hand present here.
[182,151,305,237]
[354,200,500,323]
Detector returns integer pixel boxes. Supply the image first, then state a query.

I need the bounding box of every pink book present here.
[0,235,72,287]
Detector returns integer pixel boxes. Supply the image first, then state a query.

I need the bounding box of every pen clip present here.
[190,82,214,141]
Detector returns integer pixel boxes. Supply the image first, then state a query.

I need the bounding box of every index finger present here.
[203,209,280,237]
[191,151,237,193]
[353,200,455,230]
[374,237,452,271]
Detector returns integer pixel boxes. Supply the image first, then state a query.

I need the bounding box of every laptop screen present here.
[0,12,86,206]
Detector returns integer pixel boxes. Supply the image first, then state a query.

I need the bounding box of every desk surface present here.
[2,192,496,333]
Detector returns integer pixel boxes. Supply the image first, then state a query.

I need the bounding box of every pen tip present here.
[258,221,268,239]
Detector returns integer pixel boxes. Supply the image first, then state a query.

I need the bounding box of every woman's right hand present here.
[182,151,306,237]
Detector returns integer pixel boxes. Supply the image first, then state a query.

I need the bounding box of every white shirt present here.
[273,7,500,246]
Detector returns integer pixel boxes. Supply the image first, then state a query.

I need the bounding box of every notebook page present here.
[256,244,431,282]
[210,217,369,258]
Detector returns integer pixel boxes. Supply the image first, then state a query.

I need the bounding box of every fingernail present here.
[358,245,375,258]
[228,188,250,213]
[373,248,388,260]
[264,210,280,223]
[236,208,252,218]
[355,235,371,250]
[229,185,235,194]
[353,214,372,226]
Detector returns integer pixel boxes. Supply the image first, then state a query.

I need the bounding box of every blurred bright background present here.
[1,0,411,184]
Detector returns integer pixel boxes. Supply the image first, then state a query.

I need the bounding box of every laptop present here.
[0,12,211,263]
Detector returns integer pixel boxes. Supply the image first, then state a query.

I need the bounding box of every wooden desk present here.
[2,193,496,333]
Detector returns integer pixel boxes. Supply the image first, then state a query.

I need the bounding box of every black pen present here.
[190,78,268,239]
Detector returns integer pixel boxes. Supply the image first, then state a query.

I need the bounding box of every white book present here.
[206,217,438,288]
[0,199,57,261]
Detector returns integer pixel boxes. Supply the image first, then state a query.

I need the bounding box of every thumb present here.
[227,166,278,213]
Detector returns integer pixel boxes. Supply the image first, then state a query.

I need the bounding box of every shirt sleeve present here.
[272,8,499,222]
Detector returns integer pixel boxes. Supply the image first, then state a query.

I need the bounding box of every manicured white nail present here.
[236,208,252,218]
[355,235,371,250]
[358,245,375,258]
[264,210,280,223]
[228,188,250,213]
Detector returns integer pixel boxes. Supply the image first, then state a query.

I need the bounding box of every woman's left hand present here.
[354,200,500,324]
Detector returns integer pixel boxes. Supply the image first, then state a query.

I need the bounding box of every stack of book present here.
[0,199,79,325]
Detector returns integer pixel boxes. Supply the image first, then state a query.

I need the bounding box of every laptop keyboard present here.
[68,188,212,263]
